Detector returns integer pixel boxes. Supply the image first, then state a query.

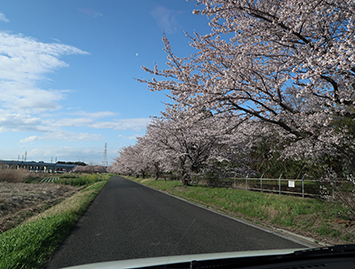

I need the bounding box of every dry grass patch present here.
[0,183,79,233]
[24,185,98,223]
[0,168,30,183]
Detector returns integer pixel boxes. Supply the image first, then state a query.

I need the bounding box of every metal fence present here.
[165,174,335,198]
[203,175,320,198]
[159,172,351,199]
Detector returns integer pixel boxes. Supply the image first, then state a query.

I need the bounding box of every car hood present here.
[63,248,304,269]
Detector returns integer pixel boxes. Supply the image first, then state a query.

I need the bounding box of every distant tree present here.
[72,165,106,173]
[57,161,86,166]
[72,165,86,173]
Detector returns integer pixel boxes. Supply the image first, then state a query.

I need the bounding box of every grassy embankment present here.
[126,176,355,246]
[0,174,110,269]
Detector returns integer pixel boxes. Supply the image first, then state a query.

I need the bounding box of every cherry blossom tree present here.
[108,157,131,175]
[138,105,246,184]
[136,135,171,180]
[72,165,87,173]
[139,0,355,175]
[115,144,151,178]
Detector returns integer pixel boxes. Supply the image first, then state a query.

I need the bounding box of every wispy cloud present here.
[78,8,103,18]
[0,12,9,23]
[20,131,102,143]
[150,5,184,34]
[118,134,143,140]
[0,106,149,141]
[49,115,150,131]
[89,118,151,131]
[0,32,89,113]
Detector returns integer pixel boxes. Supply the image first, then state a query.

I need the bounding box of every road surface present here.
[45,176,310,268]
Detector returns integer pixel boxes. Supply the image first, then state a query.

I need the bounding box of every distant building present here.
[0,160,77,173]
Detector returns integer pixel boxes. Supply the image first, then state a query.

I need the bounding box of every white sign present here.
[288,180,295,188]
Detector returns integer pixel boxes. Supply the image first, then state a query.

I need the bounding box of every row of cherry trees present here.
[109,105,262,184]
[73,165,107,174]
[110,0,355,188]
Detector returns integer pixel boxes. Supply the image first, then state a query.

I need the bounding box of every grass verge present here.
[0,178,109,269]
[126,176,355,246]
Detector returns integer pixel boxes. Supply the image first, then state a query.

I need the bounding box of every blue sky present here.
[0,0,210,165]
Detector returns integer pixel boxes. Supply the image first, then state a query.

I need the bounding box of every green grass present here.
[40,177,60,183]
[0,214,76,268]
[56,174,107,186]
[127,176,355,245]
[37,173,108,187]
[0,177,109,269]
[317,224,341,238]
[25,173,114,185]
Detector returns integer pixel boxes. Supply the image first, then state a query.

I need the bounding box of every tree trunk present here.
[155,170,160,180]
[181,172,190,186]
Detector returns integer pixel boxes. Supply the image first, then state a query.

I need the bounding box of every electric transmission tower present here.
[103,142,108,167]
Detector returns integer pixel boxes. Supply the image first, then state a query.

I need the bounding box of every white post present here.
[302,174,305,198]
[246,174,248,190]
[279,174,283,195]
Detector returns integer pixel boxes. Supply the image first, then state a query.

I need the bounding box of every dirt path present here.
[0,182,80,233]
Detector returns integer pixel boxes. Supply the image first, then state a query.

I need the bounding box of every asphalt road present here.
[45,176,309,268]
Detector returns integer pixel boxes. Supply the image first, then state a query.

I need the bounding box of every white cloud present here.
[19,136,42,143]
[0,12,9,23]
[0,108,149,139]
[0,32,89,81]
[48,114,149,131]
[0,32,89,113]
[117,134,142,140]
[0,82,67,112]
[51,117,150,131]
[20,130,102,143]
[0,110,51,133]
[89,118,151,131]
